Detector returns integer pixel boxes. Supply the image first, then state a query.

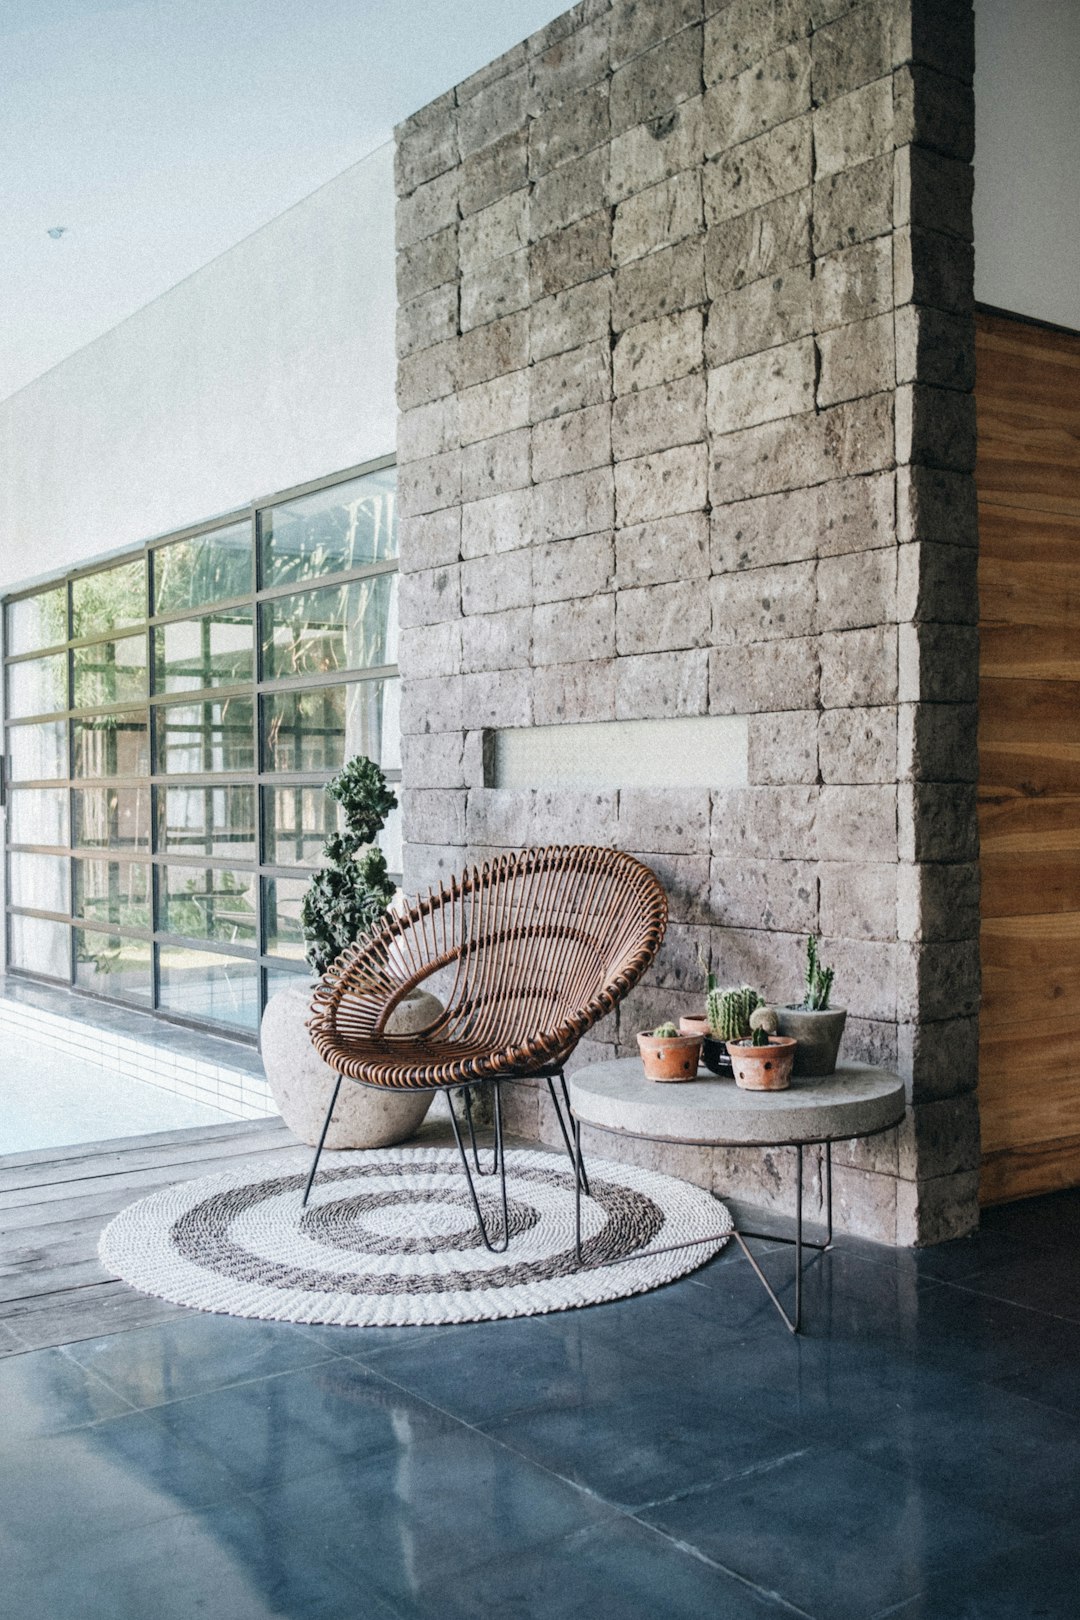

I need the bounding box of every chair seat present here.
[314,1032,573,1090]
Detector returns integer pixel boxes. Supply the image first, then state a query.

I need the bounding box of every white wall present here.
[0,141,396,593]
[975,0,1080,332]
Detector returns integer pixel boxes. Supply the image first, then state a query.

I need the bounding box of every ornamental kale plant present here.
[301,755,397,976]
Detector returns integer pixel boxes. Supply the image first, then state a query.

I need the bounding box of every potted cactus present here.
[773,936,847,1077]
[727,1025,797,1091]
[637,1021,703,1083]
[681,956,767,1077]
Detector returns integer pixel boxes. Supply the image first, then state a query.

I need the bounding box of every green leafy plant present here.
[801,936,835,1011]
[652,1021,680,1039]
[301,755,398,976]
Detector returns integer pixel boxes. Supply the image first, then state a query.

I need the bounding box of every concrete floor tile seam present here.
[935,1274,1080,1327]
[625,1518,819,1619]
[56,1341,353,1418]
[631,1445,817,1517]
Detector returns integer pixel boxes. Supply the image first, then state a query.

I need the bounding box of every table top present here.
[568,1059,907,1147]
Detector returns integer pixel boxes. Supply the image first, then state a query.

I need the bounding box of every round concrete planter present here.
[773,1007,848,1077]
[261,979,442,1148]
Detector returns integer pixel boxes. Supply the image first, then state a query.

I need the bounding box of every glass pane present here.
[156,695,254,774]
[9,852,70,914]
[73,859,151,930]
[7,653,67,718]
[73,785,151,851]
[71,557,146,638]
[9,914,69,978]
[261,784,339,868]
[73,633,148,707]
[74,929,152,1003]
[155,608,254,693]
[9,721,67,781]
[158,784,256,860]
[379,801,403,877]
[262,875,308,960]
[6,587,66,655]
[9,788,68,846]
[153,521,252,613]
[260,467,397,587]
[260,574,397,680]
[157,946,259,1031]
[160,865,257,944]
[73,711,149,778]
[262,679,399,774]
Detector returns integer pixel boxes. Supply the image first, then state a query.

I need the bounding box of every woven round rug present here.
[99,1146,732,1326]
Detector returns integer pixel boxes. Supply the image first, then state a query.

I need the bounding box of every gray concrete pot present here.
[260,979,442,1148]
[773,1006,848,1077]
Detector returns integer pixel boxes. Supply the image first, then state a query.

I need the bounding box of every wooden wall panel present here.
[977,310,1080,1204]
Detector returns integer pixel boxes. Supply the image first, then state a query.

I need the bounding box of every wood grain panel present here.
[976,310,1080,1202]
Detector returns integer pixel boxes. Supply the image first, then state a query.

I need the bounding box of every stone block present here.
[615,442,709,526]
[531,146,610,239]
[400,673,463,736]
[529,210,612,297]
[898,782,979,865]
[894,305,975,394]
[898,937,980,1024]
[703,189,811,297]
[398,449,461,519]
[897,702,978,783]
[459,488,532,560]
[610,0,702,71]
[819,706,898,785]
[460,429,531,505]
[818,785,898,865]
[704,0,810,83]
[532,466,615,543]
[612,308,704,394]
[817,311,896,407]
[831,1108,899,1176]
[703,41,811,155]
[643,921,712,992]
[711,471,893,572]
[529,81,610,179]
[530,339,611,422]
[401,730,469,790]
[829,1163,897,1244]
[897,861,980,944]
[812,153,892,256]
[616,579,711,654]
[396,225,458,303]
[893,226,975,317]
[819,625,898,708]
[707,339,816,434]
[896,1168,979,1246]
[813,75,893,180]
[530,279,610,363]
[612,169,704,267]
[897,1014,979,1105]
[460,550,531,615]
[397,338,457,411]
[398,396,460,466]
[458,372,531,447]
[708,924,807,1001]
[532,531,615,605]
[398,563,461,629]
[618,788,710,855]
[645,852,713,925]
[399,507,461,575]
[457,37,528,102]
[615,648,709,719]
[610,25,703,137]
[817,547,897,632]
[811,2,891,101]
[896,541,978,625]
[704,266,813,367]
[402,788,466,847]
[459,127,529,217]
[395,93,458,194]
[747,710,818,784]
[396,169,459,251]
[711,787,819,861]
[895,465,978,547]
[533,594,615,665]
[530,12,611,100]
[612,373,706,460]
[532,659,617,725]
[609,97,705,203]
[898,621,978,703]
[709,394,894,504]
[460,251,531,332]
[396,282,458,358]
[710,856,818,934]
[812,235,893,331]
[459,607,531,674]
[402,842,467,895]
[460,668,532,729]
[811,934,899,1023]
[616,510,709,588]
[467,786,617,848]
[894,144,974,241]
[456,314,528,390]
[818,859,898,941]
[896,384,977,473]
[703,116,813,226]
[709,636,820,713]
[893,64,975,162]
[458,191,528,277]
[710,558,817,644]
[532,403,612,482]
[611,237,706,332]
[457,63,534,158]
[398,620,461,682]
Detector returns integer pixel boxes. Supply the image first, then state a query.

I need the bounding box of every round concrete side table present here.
[568,1059,906,1334]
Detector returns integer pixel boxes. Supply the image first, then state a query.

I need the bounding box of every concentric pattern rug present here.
[99,1147,732,1326]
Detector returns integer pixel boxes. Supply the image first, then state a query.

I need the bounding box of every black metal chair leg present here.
[302,1074,343,1207]
[448,1081,509,1252]
[462,1085,500,1176]
[547,1072,590,1195]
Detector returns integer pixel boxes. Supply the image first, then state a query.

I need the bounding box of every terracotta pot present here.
[680,1015,734,1078]
[726,1036,797,1092]
[773,1007,847,1076]
[637,1030,703,1083]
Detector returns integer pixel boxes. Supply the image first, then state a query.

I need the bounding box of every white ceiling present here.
[1,0,569,401]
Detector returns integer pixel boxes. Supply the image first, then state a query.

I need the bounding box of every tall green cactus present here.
[803,935,835,1011]
[708,984,763,1041]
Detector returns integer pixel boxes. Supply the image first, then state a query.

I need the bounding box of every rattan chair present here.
[304,844,668,1250]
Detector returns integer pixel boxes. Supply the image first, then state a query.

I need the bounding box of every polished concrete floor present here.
[2,1125,1079,1619]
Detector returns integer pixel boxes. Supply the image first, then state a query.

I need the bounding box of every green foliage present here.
[708,985,764,1041]
[751,1026,771,1046]
[301,755,398,976]
[802,936,836,1011]
[652,1021,680,1039]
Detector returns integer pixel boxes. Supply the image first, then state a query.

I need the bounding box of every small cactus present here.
[652,1021,680,1039]
[751,1025,771,1046]
[749,1005,779,1035]
[803,936,835,1011]
[708,984,763,1041]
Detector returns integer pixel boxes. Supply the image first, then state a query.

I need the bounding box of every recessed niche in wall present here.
[488,716,748,791]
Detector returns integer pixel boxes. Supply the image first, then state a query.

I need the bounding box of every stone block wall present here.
[393,0,980,1243]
